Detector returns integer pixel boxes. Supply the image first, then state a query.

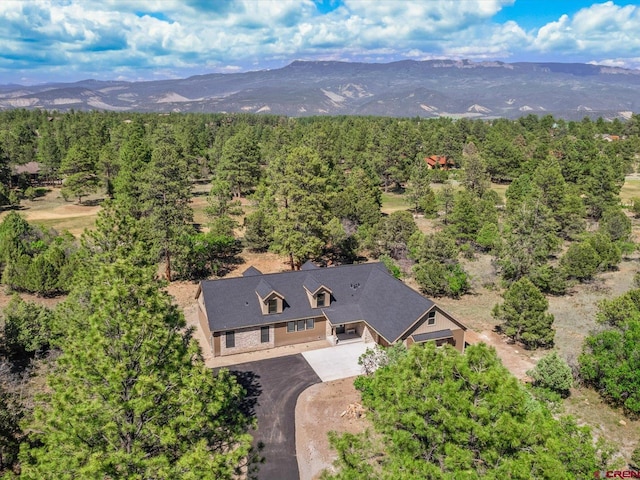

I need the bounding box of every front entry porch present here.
[336,331,362,344]
[332,322,364,345]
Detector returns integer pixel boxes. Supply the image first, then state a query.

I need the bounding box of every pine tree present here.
[499,193,561,281]
[270,146,332,269]
[141,125,194,281]
[206,178,243,237]
[80,200,158,270]
[218,128,261,198]
[326,343,602,479]
[0,384,22,473]
[404,161,433,214]
[447,189,482,241]
[461,151,490,197]
[113,120,152,220]
[1,294,52,358]
[20,262,255,479]
[59,144,99,204]
[493,277,555,349]
[438,182,455,225]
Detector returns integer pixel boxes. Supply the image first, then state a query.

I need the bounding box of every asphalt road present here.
[229,354,321,480]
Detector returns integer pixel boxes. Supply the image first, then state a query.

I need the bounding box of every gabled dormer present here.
[255,279,284,314]
[303,274,332,308]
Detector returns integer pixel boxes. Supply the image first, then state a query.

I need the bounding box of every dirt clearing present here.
[296,378,371,480]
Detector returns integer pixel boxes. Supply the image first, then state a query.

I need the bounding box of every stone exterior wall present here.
[218,325,275,356]
[325,319,336,345]
[362,325,378,344]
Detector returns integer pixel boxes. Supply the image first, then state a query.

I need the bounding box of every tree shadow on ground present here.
[228,370,262,419]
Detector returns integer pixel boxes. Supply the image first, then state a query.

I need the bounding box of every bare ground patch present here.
[549,255,639,359]
[0,290,64,310]
[296,378,371,480]
[565,388,640,465]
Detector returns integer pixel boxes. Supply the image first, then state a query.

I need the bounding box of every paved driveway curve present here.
[229,354,321,480]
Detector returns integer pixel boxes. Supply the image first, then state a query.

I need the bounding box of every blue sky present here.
[1,0,639,85]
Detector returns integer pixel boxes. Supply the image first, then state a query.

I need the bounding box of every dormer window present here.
[268,298,278,314]
[255,279,284,315]
[303,274,332,309]
[316,292,326,308]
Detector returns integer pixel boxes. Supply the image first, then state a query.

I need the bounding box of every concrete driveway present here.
[229,354,321,480]
[302,342,375,382]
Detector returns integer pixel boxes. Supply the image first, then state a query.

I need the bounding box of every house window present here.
[316,292,326,307]
[286,319,315,333]
[427,311,436,326]
[268,298,278,314]
[261,326,270,343]
[226,331,235,348]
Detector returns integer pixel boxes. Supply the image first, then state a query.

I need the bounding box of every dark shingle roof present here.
[303,274,329,295]
[412,329,453,342]
[301,260,319,270]
[242,266,263,277]
[255,279,279,299]
[199,262,435,342]
[322,304,364,324]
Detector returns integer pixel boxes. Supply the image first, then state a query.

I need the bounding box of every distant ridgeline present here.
[1,59,640,120]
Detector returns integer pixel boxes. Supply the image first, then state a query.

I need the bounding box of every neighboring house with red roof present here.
[196,262,467,357]
[424,155,454,170]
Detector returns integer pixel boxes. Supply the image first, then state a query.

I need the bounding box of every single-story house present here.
[196,262,467,357]
[425,155,455,170]
[10,162,61,187]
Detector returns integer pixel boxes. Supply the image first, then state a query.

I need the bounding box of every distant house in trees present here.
[11,162,60,187]
[196,262,467,357]
[11,162,42,187]
[596,134,621,142]
[424,155,455,170]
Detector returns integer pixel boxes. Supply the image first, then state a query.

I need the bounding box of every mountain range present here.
[1,59,639,120]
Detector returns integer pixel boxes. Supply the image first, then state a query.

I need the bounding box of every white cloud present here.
[534,2,640,57]
[589,57,640,70]
[1,0,639,83]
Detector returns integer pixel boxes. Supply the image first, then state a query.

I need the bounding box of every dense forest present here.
[2,109,640,476]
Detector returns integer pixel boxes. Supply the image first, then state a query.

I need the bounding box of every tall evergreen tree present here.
[141,125,194,281]
[270,146,332,269]
[461,150,490,198]
[331,167,381,228]
[404,161,436,216]
[499,193,561,281]
[437,182,455,225]
[206,178,243,237]
[113,119,152,220]
[20,262,255,479]
[218,128,261,198]
[59,144,99,204]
